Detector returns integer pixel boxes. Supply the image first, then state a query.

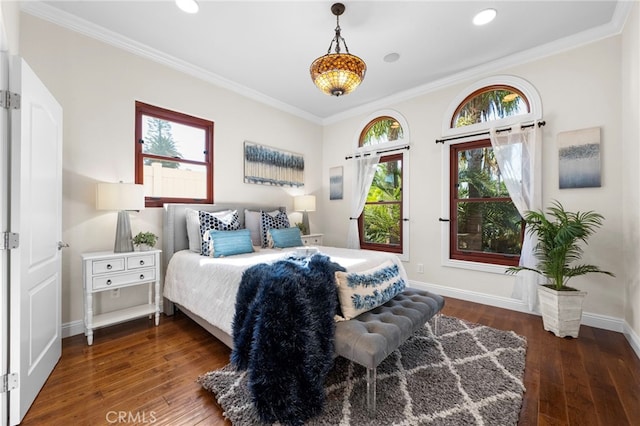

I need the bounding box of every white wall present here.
[321,36,626,321]
[19,14,322,326]
[0,1,19,54]
[622,3,640,345]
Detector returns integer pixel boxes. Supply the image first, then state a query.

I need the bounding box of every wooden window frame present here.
[135,101,214,208]
[358,153,403,254]
[449,139,522,266]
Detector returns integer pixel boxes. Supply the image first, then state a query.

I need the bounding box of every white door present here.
[8,57,63,425]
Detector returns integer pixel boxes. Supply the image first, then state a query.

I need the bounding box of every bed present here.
[161,202,410,348]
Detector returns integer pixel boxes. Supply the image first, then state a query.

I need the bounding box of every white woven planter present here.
[537,285,587,338]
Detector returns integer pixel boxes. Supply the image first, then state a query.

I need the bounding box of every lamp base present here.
[114,210,134,253]
[302,211,311,235]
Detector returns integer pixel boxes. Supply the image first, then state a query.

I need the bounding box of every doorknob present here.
[57,241,69,250]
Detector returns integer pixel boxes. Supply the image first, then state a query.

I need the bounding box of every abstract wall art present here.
[243,141,304,187]
[558,127,601,189]
[329,166,343,200]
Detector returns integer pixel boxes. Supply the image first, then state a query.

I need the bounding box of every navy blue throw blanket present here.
[231,254,346,425]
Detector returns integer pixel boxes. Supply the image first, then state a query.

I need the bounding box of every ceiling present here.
[22,1,629,124]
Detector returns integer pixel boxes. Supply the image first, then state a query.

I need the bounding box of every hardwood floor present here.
[20,297,640,425]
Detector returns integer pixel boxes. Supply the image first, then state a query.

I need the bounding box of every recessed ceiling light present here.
[176,0,199,14]
[473,8,497,26]
[383,52,400,63]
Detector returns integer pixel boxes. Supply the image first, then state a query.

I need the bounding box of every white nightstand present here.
[82,249,161,345]
[301,233,323,246]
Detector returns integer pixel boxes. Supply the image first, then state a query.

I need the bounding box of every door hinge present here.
[2,232,19,250]
[0,90,21,110]
[1,373,18,393]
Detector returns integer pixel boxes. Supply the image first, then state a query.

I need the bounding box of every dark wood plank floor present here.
[20,297,640,425]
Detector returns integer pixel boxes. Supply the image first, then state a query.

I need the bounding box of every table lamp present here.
[96,182,145,252]
[294,195,316,235]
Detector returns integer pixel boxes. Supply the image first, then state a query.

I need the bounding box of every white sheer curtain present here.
[347,154,380,249]
[489,124,543,311]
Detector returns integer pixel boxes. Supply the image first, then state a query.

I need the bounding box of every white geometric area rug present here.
[199,316,527,425]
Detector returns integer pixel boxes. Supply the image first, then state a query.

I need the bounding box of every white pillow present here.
[185,208,233,253]
[334,260,407,320]
[185,208,202,252]
[244,209,262,247]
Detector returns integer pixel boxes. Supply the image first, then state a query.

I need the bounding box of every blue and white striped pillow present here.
[334,260,406,320]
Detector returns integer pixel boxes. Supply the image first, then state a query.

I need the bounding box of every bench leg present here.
[366,367,376,416]
[434,312,442,336]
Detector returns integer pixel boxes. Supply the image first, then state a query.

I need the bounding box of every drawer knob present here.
[139,274,145,280]
[106,279,112,285]
[139,260,145,265]
[107,264,112,270]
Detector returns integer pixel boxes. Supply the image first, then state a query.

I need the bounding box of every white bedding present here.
[163,246,408,336]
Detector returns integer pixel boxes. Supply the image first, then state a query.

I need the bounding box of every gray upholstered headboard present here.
[162,203,285,271]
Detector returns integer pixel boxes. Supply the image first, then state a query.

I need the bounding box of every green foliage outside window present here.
[363,159,402,246]
[453,87,528,128]
[455,144,522,256]
[361,117,404,147]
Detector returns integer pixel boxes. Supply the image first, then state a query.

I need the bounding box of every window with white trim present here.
[355,112,410,259]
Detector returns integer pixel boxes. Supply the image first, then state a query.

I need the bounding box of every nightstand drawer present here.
[92,268,156,290]
[301,234,323,246]
[127,254,156,269]
[92,258,125,274]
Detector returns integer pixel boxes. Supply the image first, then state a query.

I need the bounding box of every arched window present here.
[441,75,542,138]
[441,76,542,270]
[359,116,404,147]
[451,85,529,128]
[353,111,410,259]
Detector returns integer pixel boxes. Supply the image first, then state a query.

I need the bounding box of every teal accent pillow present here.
[209,229,254,258]
[268,227,303,248]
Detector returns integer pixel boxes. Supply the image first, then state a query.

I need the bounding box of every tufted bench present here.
[334,288,445,414]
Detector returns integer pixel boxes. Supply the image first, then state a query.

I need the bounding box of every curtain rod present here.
[345,144,410,160]
[435,120,546,144]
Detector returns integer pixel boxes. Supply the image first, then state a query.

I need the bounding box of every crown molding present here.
[20,1,324,125]
[21,1,633,128]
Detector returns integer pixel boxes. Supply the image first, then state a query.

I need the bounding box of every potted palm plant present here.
[507,201,614,338]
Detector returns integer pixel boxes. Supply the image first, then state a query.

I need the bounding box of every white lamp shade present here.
[294,195,316,212]
[96,183,145,211]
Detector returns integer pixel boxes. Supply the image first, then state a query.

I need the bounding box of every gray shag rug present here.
[198,315,527,425]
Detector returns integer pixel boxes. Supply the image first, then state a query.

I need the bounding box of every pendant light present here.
[310,3,366,97]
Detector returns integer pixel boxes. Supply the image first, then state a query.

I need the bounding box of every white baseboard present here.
[409,279,630,335]
[62,320,84,338]
[623,322,640,360]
